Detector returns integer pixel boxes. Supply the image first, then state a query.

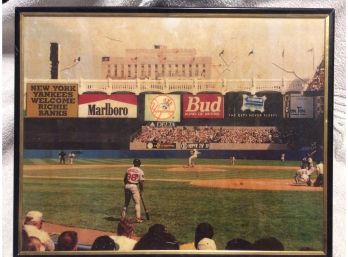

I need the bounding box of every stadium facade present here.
[23,46,325,160]
[101,45,212,80]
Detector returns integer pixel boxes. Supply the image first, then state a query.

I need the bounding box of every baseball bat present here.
[140,194,150,220]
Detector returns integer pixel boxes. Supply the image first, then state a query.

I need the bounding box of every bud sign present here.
[183,94,224,118]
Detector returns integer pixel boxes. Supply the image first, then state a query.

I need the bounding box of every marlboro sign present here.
[183,94,224,119]
[78,94,137,118]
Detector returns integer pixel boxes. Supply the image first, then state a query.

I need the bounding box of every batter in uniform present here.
[121,159,145,223]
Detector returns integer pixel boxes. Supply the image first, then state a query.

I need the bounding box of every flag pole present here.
[252,46,255,89]
[282,49,284,87]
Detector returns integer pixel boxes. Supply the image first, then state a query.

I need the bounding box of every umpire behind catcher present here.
[121,159,145,223]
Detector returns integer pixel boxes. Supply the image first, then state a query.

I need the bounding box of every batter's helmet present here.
[133,159,141,167]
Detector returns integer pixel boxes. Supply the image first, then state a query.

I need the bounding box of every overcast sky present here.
[23,15,325,80]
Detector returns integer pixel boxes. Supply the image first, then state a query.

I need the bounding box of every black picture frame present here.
[14,7,335,257]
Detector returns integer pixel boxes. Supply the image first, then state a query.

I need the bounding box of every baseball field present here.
[22,158,324,251]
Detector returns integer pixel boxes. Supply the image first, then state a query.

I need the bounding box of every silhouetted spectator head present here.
[148,224,166,235]
[22,229,29,251]
[57,231,78,251]
[225,238,253,250]
[117,217,135,238]
[91,236,119,250]
[25,236,45,251]
[253,237,284,251]
[24,211,43,229]
[133,224,179,250]
[194,223,214,249]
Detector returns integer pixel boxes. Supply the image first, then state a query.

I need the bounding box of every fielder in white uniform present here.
[189,149,201,167]
[121,159,145,223]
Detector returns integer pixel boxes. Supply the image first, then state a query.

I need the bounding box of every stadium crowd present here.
[307,60,324,91]
[21,210,316,252]
[132,126,283,144]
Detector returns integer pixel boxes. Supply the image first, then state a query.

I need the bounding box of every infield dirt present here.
[24,164,321,192]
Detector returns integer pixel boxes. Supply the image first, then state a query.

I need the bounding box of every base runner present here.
[121,159,145,223]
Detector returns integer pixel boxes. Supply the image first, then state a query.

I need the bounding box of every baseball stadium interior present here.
[20,17,329,253]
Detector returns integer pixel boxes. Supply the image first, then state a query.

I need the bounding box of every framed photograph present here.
[15,7,334,256]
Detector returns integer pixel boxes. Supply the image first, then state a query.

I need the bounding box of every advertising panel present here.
[184,143,210,149]
[78,94,137,118]
[146,141,176,149]
[183,94,224,119]
[225,92,283,121]
[144,94,181,122]
[290,95,314,118]
[26,83,78,117]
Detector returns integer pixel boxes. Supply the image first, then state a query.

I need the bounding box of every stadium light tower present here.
[50,42,60,79]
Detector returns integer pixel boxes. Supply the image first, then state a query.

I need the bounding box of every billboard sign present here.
[290,95,314,118]
[225,93,282,120]
[184,143,210,149]
[183,94,224,119]
[146,142,176,149]
[78,94,137,118]
[26,83,78,117]
[144,94,181,122]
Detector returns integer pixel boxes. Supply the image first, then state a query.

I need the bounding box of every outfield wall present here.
[23,149,321,161]
[129,142,287,150]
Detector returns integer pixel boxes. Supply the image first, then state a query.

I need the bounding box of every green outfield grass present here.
[22,158,323,251]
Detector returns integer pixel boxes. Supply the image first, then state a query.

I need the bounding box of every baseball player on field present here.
[121,159,145,223]
[314,160,324,187]
[188,148,201,167]
[294,168,312,186]
[294,153,315,186]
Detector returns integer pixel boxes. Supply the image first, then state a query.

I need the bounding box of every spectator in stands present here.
[91,236,119,251]
[132,126,282,145]
[22,211,55,251]
[194,223,216,250]
[252,237,284,250]
[225,238,253,250]
[197,238,217,250]
[56,231,78,251]
[110,217,137,251]
[24,236,45,251]
[133,224,179,250]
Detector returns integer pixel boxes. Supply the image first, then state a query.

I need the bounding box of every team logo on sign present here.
[241,95,267,112]
[150,95,176,120]
[145,94,181,122]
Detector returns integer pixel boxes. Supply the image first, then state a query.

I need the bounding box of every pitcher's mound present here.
[191,179,323,191]
[167,166,226,172]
